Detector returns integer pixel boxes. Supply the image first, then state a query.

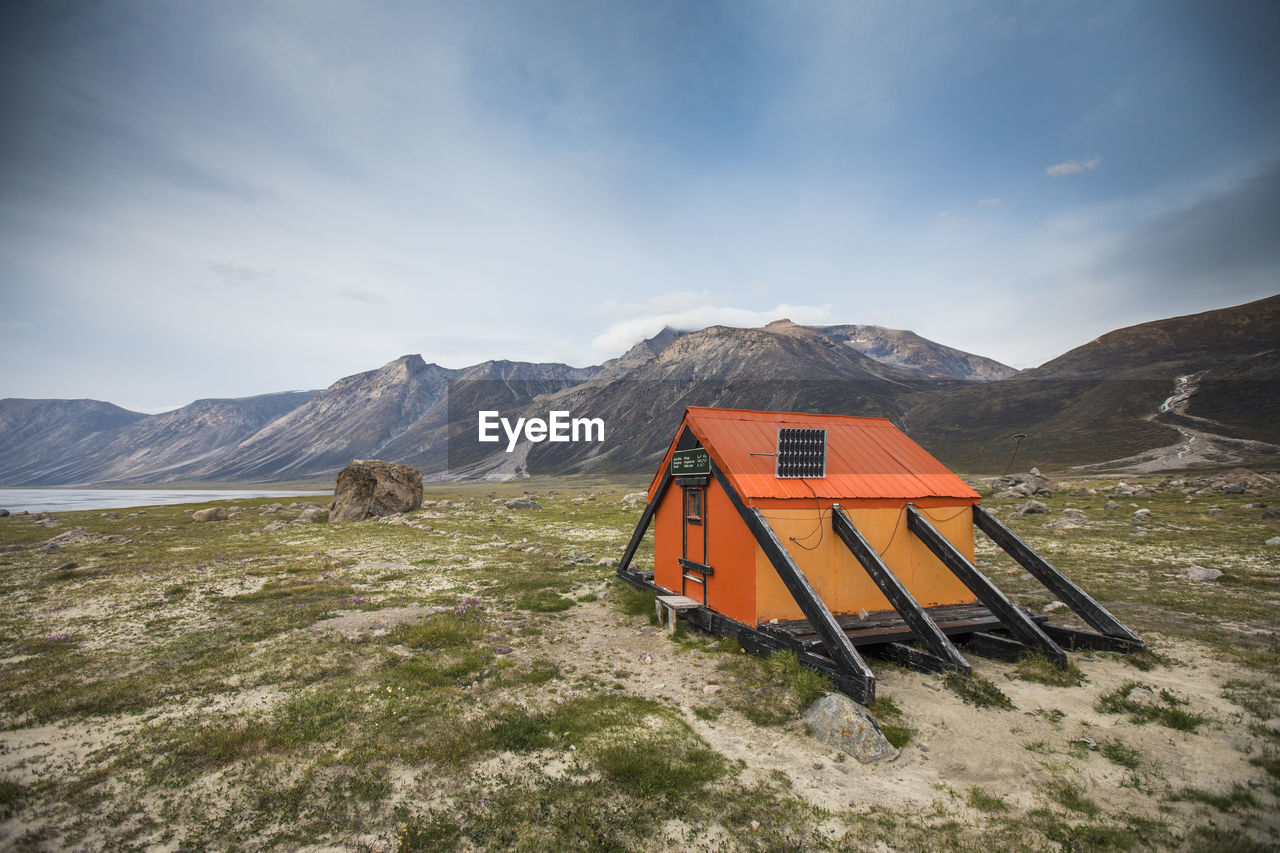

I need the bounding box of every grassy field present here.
[0,474,1277,850]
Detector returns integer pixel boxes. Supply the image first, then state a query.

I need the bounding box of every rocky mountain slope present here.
[815,324,1019,381]
[0,399,149,485]
[0,357,599,485]
[514,320,941,476]
[0,299,1274,485]
[0,393,320,486]
[903,294,1280,472]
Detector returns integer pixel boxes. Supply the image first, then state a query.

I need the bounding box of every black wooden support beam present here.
[905,504,1069,668]
[965,631,1030,663]
[711,462,877,702]
[616,468,671,584]
[868,642,956,675]
[973,505,1143,649]
[831,504,970,673]
[1043,625,1144,654]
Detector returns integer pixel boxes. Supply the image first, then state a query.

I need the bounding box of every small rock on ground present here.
[801,693,896,764]
[1186,565,1223,582]
[295,506,329,523]
[1012,500,1049,517]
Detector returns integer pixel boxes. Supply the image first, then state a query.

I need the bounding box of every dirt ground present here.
[525,596,1278,837]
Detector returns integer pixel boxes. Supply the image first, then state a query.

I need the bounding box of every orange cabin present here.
[648,407,982,627]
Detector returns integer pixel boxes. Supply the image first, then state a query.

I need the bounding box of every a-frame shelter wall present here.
[752,499,980,625]
[652,471,760,627]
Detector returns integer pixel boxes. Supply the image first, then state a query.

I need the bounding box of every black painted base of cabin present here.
[617,568,1132,705]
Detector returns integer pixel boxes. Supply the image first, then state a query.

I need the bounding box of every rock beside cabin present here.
[801,693,896,764]
[328,460,423,522]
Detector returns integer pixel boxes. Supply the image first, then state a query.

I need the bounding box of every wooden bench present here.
[655,595,702,635]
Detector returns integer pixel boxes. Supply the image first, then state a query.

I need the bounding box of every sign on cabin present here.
[671,447,711,475]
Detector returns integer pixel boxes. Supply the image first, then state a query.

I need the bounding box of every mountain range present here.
[2,295,1277,486]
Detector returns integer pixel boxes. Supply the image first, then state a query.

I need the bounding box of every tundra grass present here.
[1014,652,1087,687]
[0,476,1276,850]
[943,671,1015,710]
[868,695,912,748]
[716,646,833,725]
[1095,681,1209,732]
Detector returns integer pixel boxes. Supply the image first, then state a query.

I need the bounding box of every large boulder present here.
[992,469,1057,498]
[329,459,423,522]
[801,693,896,764]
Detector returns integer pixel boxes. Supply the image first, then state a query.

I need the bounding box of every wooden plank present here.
[766,604,1048,644]
[831,505,970,672]
[656,595,702,610]
[822,603,995,632]
[1043,624,1144,653]
[831,603,1024,633]
[868,642,958,674]
[973,505,1143,648]
[711,461,877,701]
[906,505,1069,668]
[677,558,714,576]
[965,631,1029,663]
[769,614,1007,648]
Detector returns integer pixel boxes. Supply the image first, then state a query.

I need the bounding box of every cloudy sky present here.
[2,1,1277,412]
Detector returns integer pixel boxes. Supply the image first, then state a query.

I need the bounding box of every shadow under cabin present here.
[618,407,1143,704]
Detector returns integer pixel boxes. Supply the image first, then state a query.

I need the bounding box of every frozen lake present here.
[0,488,331,514]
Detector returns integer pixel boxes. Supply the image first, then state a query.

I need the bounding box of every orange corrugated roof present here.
[650,407,979,502]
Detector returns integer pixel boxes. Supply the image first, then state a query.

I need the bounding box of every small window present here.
[685,488,703,523]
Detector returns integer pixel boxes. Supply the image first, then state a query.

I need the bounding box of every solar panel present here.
[776,428,826,478]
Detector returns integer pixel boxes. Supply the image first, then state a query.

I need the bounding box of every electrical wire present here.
[875,504,971,556]
[788,477,826,551]
[763,483,975,556]
[921,505,975,524]
[875,507,905,557]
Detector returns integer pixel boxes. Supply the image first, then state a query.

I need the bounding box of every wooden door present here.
[681,486,708,603]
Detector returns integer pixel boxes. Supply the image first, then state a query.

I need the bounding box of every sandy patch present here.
[310,607,433,640]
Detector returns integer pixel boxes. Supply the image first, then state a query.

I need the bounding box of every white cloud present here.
[590,302,835,355]
[1045,156,1102,177]
[208,262,272,288]
[339,288,388,305]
